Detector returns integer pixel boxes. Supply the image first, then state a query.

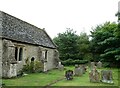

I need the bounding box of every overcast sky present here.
[0,0,119,38]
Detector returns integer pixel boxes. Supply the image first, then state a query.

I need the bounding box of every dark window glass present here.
[45,50,47,59]
[19,48,23,61]
[15,47,18,61]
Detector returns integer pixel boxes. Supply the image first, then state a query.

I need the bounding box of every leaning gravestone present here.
[101,70,113,84]
[89,66,100,82]
[65,70,73,80]
[97,61,102,69]
[58,62,64,71]
[90,62,95,70]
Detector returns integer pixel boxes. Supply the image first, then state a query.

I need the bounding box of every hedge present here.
[62,59,88,66]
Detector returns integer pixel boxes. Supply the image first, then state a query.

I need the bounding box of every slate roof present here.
[0,11,56,49]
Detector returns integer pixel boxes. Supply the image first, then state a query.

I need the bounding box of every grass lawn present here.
[2,66,119,87]
[2,69,65,86]
[52,66,119,86]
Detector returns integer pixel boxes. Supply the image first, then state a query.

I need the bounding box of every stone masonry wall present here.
[0,11,2,85]
[0,39,2,85]
[0,11,59,78]
[5,40,58,74]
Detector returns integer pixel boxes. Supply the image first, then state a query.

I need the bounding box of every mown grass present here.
[2,69,64,86]
[2,66,119,87]
[52,66,119,86]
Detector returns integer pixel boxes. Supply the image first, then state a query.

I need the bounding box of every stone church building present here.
[0,11,59,78]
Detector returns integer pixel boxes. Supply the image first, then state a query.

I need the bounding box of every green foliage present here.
[53,29,79,61]
[83,53,93,61]
[34,60,44,72]
[90,22,120,67]
[22,58,43,73]
[77,32,92,60]
[115,12,120,38]
[62,59,88,66]
[53,29,91,62]
[53,21,120,67]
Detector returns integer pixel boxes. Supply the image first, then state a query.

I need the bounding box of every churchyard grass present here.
[2,66,119,86]
[52,67,119,86]
[2,69,65,86]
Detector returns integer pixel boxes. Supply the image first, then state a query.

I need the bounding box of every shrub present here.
[62,59,88,66]
[22,58,43,73]
[34,60,44,73]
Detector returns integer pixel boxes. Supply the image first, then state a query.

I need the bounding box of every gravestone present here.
[81,65,87,74]
[89,66,100,82]
[79,65,84,75]
[74,65,80,76]
[97,61,102,69]
[65,70,73,80]
[74,65,84,76]
[101,70,113,84]
[90,62,95,70]
[58,62,64,71]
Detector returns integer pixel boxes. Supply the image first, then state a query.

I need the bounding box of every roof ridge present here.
[1,11,57,49]
[1,11,43,31]
[42,28,58,47]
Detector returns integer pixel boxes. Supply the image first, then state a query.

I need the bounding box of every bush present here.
[22,58,43,73]
[102,62,110,67]
[62,59,88,66]
[34,60,44,73]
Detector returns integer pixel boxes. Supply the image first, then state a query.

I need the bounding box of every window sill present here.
[17,61,22,63]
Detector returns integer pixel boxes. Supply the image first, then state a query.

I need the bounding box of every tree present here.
[53,28,79,61]
[115,11,120,37]
[90,22,119,67]
[77,32,92,60]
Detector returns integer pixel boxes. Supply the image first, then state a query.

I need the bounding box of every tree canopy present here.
[90,22,120,67]
[53,15,120,67]
[53,29,79,61]
[53,28,91,65]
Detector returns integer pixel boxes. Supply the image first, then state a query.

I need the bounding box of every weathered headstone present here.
[101,70,113,84]
[58,62,64,71]
[65,70,73,80]
[81,65,87,74]
[89,66,100,82]
[74,64,85,76]
[74,65,80,76]
[90,62,95,70]
[79,65,84,75]
[97,61,102,69]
